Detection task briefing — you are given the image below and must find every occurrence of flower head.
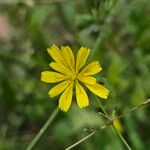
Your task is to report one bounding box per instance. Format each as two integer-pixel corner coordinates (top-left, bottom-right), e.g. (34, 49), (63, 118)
(41, 44), (109, 112)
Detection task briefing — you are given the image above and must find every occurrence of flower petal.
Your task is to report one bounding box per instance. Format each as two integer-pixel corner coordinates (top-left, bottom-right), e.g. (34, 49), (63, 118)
(59, 81), (74, 112)
(41, 71), (67, 83)
(61, 46), (75, 72)
(49, 62), (72, 75)
(79, 61), (102, 75)
(85, 83), (109, 99)
(75, 80), (89, 108)
(77, 75), (96, 85)
(47, 44), (67, 68)
(47, 44), (62, 62)
(49, 80), (70, 97)
(76, 47), (90, 73)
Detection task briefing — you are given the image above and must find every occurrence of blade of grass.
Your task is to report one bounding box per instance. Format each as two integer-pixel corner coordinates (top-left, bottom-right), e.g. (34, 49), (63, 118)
(26, 107), (59, 150)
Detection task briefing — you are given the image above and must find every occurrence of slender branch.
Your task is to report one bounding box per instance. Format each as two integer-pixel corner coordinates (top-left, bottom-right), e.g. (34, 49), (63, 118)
(26, 107), (59, 150)
(65, 131), (97, 150)
(98, 112), (110, 119)
(118, 99), (150, 118)
(111, 125), (131, 150)
(97, 100), (132, 150)
(65, 99), (150, 150)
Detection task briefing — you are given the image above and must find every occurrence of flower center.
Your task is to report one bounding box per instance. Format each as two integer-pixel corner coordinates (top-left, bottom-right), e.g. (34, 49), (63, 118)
(71, 73), (77, 80)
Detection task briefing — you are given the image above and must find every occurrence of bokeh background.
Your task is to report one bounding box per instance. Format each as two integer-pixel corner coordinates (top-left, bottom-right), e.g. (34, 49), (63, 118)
(0, 0), (150, 149)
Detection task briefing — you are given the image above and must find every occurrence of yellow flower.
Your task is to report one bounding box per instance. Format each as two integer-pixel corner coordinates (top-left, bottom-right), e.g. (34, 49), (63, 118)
(41, 44), (109, 112)
(113, 116), (123, 133)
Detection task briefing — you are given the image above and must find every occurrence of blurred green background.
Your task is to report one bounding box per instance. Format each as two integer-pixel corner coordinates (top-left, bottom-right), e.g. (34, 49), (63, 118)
(0, 0), (150, 149)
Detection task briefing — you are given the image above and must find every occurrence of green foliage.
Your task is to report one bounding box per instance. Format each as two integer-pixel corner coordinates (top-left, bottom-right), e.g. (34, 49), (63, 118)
(0, 0), (149, 149)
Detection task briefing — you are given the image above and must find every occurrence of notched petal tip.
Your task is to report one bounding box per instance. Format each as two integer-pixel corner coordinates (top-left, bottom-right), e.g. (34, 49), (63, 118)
(95, 61), (102, 71)
(40, 72), (45, 81)
(59, 106), (68, 112)
(40, 71), (48, 81)
(81, 46), (90, 51)
(52, 44), (57, 46)
(47, 44), (59, 54)
(85, 83), (110, 99)
(41, 71), (45, 75)
(51, 44), (58, 48)
(48, 91), (53, 98)
(47, 47), (50, 51)
(87, 48), (90, 53)
(49, 62), (52, 67)
(78, 103), (89, 108)
(103, 89), (110, 99)
(59, 104), (70, 112)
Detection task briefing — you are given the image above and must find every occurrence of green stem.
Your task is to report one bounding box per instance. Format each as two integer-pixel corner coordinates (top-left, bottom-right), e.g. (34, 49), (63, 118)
(65, 99), (149, 150)
(96, 98), (132, 150)
(65, 131), (97, 150)
(112, 125), (132, 150)
(26, 107), (59, 150)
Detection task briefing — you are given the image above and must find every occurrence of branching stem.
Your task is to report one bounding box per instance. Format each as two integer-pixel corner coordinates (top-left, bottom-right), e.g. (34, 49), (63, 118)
(65, 99), (150, 150)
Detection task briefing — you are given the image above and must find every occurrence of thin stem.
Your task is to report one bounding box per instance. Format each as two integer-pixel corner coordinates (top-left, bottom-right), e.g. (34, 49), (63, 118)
(65, 131), (97, 150)
(65, 99), (150, 150)
(96, 99), (107, 115)
(98, 112), (110, 119)
(112, 125), (131, 150)
(96, 99), (132, 150)
(26, 107), (59, 150)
